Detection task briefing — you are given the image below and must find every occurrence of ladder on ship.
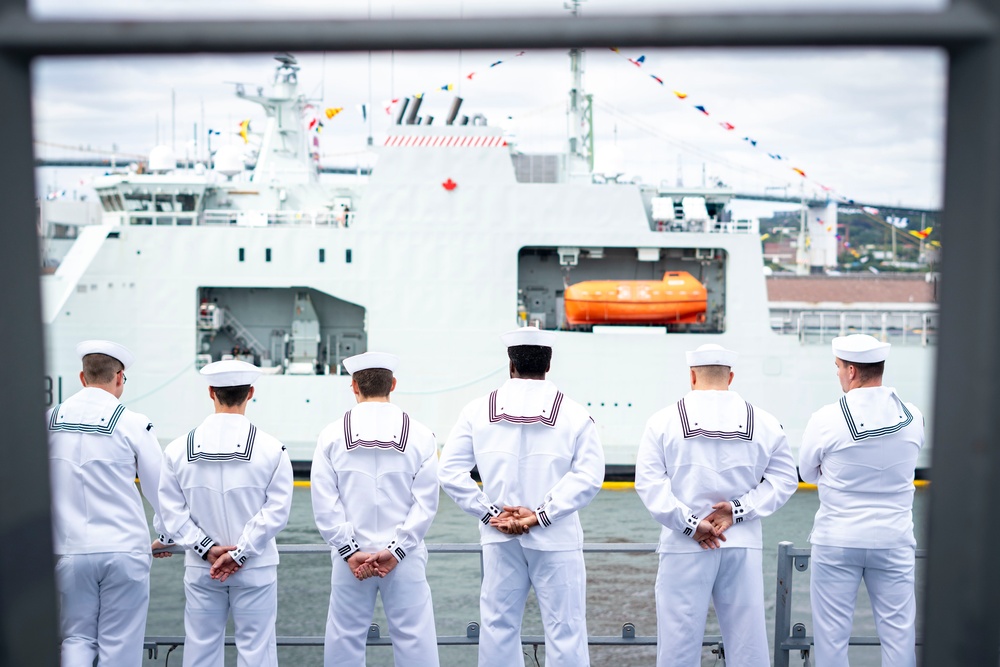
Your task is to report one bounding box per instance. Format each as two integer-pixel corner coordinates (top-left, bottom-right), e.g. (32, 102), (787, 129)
(219, 307), (267, 358)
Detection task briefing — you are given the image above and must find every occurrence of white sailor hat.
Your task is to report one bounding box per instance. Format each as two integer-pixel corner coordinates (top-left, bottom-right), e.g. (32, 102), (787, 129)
(500, 326), (557, 348)
(200, 359), (261, 387)
(343, 351), (399, 375)
(76, 339), (135, 370)
(832, 334), (890, 363)
(685, 343), (737, 368)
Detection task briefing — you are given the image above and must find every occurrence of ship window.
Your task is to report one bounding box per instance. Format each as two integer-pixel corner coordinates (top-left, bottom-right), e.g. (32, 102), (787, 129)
(265, 248), (272, 262)
(154, 195), (176, 212)
(123, 193), (153, 212)
(177, 194), (198, 212)
(318, 249), (326, 263)
(346, 249), (352, 263)
(238, 248), (245, 262)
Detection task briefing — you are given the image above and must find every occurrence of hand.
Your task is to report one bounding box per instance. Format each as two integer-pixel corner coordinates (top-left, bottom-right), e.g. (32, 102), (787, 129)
(694, 519), (726, 550)
(704, 502), (734, 535)
(347, 551), (376, 580)
(209, 549), (241, 582)
(504, 505), (540, 532)
(489, 508), (528, 535)
(364, 550), (400, 578)
(151, 539), (173, 559)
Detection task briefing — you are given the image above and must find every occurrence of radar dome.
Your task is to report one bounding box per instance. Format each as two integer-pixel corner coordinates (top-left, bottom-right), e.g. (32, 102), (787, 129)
(148, 145), (176, 173)
(214, 146), (244, 177)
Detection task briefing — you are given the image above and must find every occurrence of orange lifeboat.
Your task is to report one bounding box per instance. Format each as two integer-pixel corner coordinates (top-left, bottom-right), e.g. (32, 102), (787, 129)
(564, 271), (707, 326)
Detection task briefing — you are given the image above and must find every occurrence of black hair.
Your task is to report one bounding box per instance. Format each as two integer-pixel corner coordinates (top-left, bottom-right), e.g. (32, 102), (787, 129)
(508, 345), (552, 379)
(214, 385), (252, 407)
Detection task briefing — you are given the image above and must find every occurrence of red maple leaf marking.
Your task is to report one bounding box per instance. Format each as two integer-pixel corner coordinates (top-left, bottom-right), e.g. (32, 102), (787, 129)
(442, 178), (457, 191)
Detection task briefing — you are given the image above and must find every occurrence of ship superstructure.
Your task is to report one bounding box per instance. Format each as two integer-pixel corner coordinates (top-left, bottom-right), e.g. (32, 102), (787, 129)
(39, 55), (935, 470)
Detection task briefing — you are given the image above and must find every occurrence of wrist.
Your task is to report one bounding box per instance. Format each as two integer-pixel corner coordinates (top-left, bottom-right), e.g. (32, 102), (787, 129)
(731, 498), (746, 523)
(386, 539), (406, 562)
(481, 504), (502, 526)
(193, 536), (217, 560)
(338, 537), (361, 562)
(229, 545), (247, 567)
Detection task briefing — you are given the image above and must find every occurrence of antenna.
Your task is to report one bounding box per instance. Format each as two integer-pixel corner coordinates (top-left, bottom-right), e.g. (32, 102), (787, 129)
(564, 0), (593, 180)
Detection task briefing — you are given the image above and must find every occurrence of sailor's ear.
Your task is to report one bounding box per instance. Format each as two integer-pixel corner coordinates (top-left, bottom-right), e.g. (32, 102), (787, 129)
(390, 377), (397, 393)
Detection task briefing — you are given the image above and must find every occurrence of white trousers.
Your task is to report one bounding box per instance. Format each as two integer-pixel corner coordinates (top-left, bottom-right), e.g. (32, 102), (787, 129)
(479, 540), (590, 667)
(655, 548), (769, 667)
(182, 565), (278, 667)
(324, 547), (439, 667)
(810, 545), (916, 667)
(55, 552), (151, 667)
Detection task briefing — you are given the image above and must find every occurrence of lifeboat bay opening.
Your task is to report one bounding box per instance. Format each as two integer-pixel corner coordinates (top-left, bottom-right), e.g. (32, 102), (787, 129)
(518, 246), (727, 333)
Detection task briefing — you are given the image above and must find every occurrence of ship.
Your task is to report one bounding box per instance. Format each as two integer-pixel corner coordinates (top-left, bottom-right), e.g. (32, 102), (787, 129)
(38, 54), (936, 475)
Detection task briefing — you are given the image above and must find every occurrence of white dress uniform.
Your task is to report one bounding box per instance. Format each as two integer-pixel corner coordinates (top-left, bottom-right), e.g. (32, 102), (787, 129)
(311, 400), (440, 667)
(635, 383), (797, 667)
(159, 386), (293, 667)
(48, 341), (165, 667)
(439, 375), (605, 667)
(800, 358), (923, 667)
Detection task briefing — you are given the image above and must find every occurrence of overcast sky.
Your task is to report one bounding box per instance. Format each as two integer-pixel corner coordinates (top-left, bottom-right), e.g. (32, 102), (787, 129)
(30, 0), (948, 211)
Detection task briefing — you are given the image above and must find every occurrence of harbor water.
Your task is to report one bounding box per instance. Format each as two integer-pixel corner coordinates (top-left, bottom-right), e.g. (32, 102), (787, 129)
(141, 485), (928, 666)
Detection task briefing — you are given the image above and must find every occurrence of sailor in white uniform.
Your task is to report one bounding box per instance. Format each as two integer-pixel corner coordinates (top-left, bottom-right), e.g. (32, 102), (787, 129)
(158, 360), (293, 667)
(311, 351), (440, 667)
(48, 340), (171, 667)
(635, 344), (798, 667)
(799, 334), (923, 667)
(438, 327), (605, 667)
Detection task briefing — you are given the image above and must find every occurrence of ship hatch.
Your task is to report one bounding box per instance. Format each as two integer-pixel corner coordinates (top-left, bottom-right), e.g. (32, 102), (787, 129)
(196, 286), (366, 374)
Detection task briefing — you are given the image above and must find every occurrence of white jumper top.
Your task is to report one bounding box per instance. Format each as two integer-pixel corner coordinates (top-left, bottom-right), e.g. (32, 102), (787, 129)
(799, 386), (923, 549)
(439, 378), (605, 552)
(159, 413), (293, 569)
(48, 387), (165, 555)
(311, 402), (439, 562)
(635, 390), (798, 553)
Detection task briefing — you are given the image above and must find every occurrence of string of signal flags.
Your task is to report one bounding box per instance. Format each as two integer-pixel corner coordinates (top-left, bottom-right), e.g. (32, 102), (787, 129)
(225, 48), (937, 247)
(606, 48), (938, 247)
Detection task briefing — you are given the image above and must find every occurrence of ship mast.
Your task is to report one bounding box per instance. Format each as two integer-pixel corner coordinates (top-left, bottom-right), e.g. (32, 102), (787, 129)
(566, 0), (594, 182)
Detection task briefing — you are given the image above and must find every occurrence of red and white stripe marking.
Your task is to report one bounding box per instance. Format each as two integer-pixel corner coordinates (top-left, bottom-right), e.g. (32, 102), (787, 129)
(383, 135), (507, 147)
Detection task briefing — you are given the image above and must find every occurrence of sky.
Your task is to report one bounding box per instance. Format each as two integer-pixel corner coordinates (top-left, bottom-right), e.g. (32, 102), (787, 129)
(29, 0), (948, 213)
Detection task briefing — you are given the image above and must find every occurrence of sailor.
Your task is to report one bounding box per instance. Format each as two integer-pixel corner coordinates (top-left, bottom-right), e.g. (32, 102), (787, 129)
(634, 343), (797, 667)
(799, 334), (923, 667)
(158, 359), (293, 667)
(48, 339), (171, 667)
(438, 326), (605, 667)
(311, 352), (440, 667)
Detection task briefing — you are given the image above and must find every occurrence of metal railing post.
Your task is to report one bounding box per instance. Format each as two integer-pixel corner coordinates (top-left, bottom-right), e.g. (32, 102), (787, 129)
(773, 541), (794, 667)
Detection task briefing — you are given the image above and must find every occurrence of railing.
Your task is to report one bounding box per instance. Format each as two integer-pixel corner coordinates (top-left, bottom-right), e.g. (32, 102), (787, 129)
(768, 310), (939, 346)
(143, 542), (738, 661)
(653, 218), (757, 234)
(774, 542), (926, 667)
(201, 209), (353, 227)
(143, 541), (924, 664)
